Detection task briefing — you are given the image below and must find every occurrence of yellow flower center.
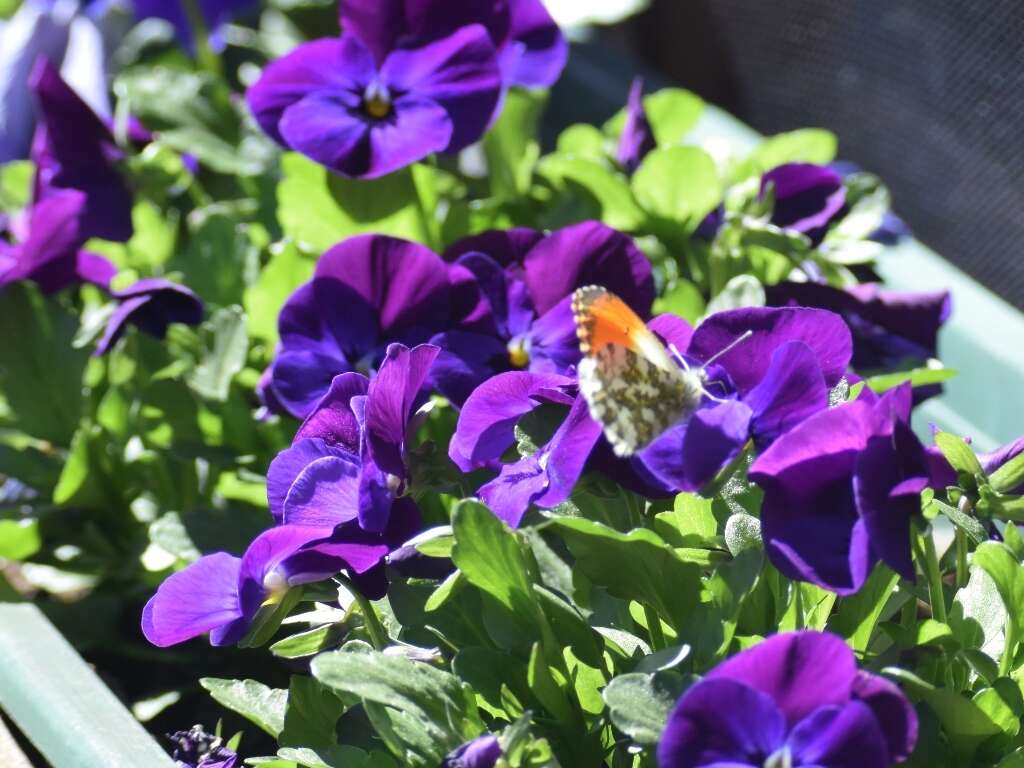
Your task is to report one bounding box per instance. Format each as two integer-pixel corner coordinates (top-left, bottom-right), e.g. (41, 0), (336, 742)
(507, 338), (530, 369)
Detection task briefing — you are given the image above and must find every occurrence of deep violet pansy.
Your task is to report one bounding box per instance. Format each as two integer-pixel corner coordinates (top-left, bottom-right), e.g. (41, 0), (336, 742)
(761, 163), (847, 246)
(29, 57), (133, 243)
(94, 277), (205, 356)
(749, 383), (934, 594)
(442, 734), (504, 768)
(766, 281), (951, 372)
(338, 0), (568, 90)
(657, 631), (917, 768)
(246, 22), (502, 179)
(268, 235), (452, 419)
(0, 190), (117, 293)
(270, 343), (438, 534)
(430, 221), (655, 406)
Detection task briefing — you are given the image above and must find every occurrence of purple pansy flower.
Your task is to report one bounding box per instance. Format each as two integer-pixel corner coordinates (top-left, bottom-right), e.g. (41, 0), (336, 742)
(339, 0), (567, 90)
(247, 22), (502, 179)
(749, 383), (934, 594)
(169, 725), (238, 768)
(443, 734), (504, 768)
(132, 0), (258, 53)
(0, 190), (117, 293)
(658, 631), (918, 768)
(142, 523), (398, 647)
(617, 77), (655, 174)
(269, 235), (452, 418)
(766, 281), (951, 372)
(452, 306), (850, 526)
(0, 0), (112, 161)
(431, 221), (655, 405)
(273, 343), (438, 533)
(30, 57), (133, 243)
(761, 163), (846, 246)
(94, 278), (205, 356)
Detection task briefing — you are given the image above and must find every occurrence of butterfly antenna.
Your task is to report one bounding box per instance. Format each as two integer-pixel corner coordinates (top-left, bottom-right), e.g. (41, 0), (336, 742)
(667, 343), (692, 372)
(701, 330), (753, 370)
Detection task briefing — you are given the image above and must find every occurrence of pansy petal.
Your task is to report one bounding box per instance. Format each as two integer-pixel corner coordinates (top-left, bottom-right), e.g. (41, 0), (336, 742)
(528, 296), (581, 375)
(449, 371), (575, 471)
(382, 25), (502, 152)
(639, 400), (753, 492)
(479, 453), (548, 527)
(365, 343), (439, 477)
(283, 454), (362, 529)
(744, 340), (828, 447)
(278, 92), (377, 177)
(851, 671), (919, 762)
(649, 313), (695, 352)
(141, 553), (242, 647)
(272, 348), (351, 419)
(268, 438), (353, 523)
(444, 227), (544, 266)
(75, 251), (117, 288)
(657, 679), (786, 768)
(707, 631), (858, 726)
(762, 163), (846, 244)
(617, 77), (655, 173)
(429, 330), (509, 407)
(787, 702), (889, 768)
(296, 372), (370, 451)
(523, 221), (654, 317)
(247, 37), (374, 143)
(95, 294), (150, 356)
(336, 0), (409, 66)
(13, 188), (86, 292)
(688, 306), (853, 394)
(239, 525), (335, 594)
(535, 396), (604, 508)
(315, 234), (451, 339)
(505, 0), (568, 88)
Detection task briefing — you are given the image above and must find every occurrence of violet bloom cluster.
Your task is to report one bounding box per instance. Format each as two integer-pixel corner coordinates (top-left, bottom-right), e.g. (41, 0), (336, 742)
(451, 305), (853, 526)
(658, 631), (917, 768)
(767, 281), (951, 373)
(247, 0), (565, 179)
(761, 163), (847, 246)
(95, 278), (205, 355)
(143, 344), (432, 647)
(432, 221), (655, 405)
(750, 383), (934, 594)
(267, 235), (455, 418)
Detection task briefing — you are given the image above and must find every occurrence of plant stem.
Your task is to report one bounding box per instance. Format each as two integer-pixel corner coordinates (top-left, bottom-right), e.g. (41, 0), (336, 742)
(793, 583), (805, 631)
(645, 605), (666, 651)
(340, 576), (388, 650)
(955, 528), (968, 588)
(914, 527), (947, 624)
(182, 0), (222, 77)
(1000, 618), (1018, 677)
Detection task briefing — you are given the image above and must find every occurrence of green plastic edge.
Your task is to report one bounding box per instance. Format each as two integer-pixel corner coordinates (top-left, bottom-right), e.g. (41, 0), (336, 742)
(0, 603), (176, 768)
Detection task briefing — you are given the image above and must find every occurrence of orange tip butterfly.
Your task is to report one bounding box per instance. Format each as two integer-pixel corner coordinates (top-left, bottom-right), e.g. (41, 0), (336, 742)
(571, 285), (750, 457)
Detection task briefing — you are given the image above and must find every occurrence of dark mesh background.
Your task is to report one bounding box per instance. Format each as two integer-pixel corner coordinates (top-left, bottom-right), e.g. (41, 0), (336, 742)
(628, 0), (1024, 309)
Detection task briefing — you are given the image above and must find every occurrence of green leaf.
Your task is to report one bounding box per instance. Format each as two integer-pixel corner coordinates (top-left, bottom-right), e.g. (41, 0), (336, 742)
(173, 210), (258, 306)
(537, 154), (644, 231)
(0, 520), (41, 560)
(277, 746), (367, 768)
(652, 279), (705, 324)
(934, 432), (986, 481)
(973, 542), (1024, 636)
(603, 672), (685, 746)
(52, 425), (109, 507)
(188, 307), (248, 401)
(631, 146), (721, 229)
(200, 678), (288, 737)
(311, 647), (482, 766)
(930, 499), (987, 545)
(973, 685), (1020, 737)
(0, 283), (88, 443)
(923, 687), (1003, 762)
(952, 565), (1006, 660)
(992, 452), (1024, 495)
(450, 500), (537, 620)
(734, 128), (838, 179)
(270, 624), (346, 659)
(277, 153), (428, 252)
(245, 240), (315, 343)
(280, 676), (347, 749)
(526, 642), (573, 724)
(547, 518), (702, 632)
(706, 274), (766, 314)
(0, 160), (33, 211)
(827, 563), (900, 653)
(555, 124), (606, 159)
(604, 88), (704, 146)
(865, 367), (958, 394)
(654, 492), (717, 546)
(483, 88), (545, 198)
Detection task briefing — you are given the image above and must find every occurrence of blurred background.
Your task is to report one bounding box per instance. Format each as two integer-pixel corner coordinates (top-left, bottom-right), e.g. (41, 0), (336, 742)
(570, 0), (1024, 310)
